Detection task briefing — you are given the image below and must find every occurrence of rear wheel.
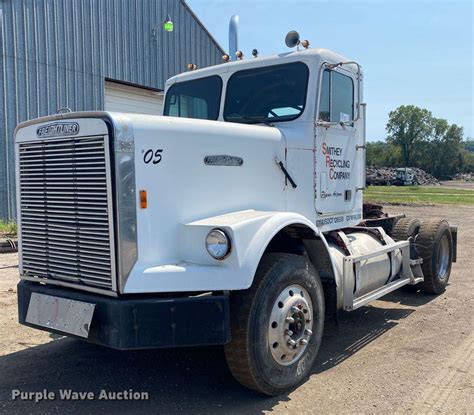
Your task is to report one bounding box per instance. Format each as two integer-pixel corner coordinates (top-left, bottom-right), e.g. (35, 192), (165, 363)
(392, 217), (422, 292)
(224, 253), (324, 396)
(391, 217), (421, 241)
(417, 219), (453, 294)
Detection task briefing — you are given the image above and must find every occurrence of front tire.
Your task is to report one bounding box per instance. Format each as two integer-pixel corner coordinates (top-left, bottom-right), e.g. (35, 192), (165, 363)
(224, 253), (325, 396)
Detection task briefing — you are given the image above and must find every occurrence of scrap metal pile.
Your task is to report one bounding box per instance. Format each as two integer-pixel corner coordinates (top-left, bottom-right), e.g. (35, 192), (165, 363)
(453, 172), (473, 181)
(366, 167), (440, 185)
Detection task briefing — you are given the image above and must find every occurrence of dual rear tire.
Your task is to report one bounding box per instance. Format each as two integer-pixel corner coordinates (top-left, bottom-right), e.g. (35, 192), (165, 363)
(392, 217), (454, 294)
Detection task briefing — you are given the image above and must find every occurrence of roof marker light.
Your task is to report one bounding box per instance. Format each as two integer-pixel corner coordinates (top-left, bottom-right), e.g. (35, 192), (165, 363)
(301, 39), (310, 49)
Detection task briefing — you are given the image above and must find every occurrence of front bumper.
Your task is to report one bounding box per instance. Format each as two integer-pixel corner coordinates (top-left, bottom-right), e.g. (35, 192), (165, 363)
(18, 281), (230, 350)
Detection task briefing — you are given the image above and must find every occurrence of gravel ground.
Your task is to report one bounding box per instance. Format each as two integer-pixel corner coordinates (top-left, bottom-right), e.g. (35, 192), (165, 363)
(0, 204), (472, 414)
(439, 181), (474, 191)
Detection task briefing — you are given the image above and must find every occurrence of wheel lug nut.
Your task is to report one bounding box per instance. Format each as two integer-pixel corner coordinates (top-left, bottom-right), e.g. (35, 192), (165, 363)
(291, 306), (299, 313)
(306, 319), (311, 323)
(298, 304), (303, 309)
(300, 339), (308, 345)
(286, 329), (293, 336)
(304, 329), (313, 336)
(286, 316), (295, 323)
(287, 339), (297, 347)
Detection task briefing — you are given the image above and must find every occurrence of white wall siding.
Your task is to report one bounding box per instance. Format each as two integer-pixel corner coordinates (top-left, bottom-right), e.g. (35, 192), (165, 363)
(104, 82), (163, 116)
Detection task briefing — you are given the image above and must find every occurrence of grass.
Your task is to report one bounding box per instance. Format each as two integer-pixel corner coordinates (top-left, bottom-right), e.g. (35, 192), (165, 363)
(0, 220), (17, 237)
(365, 185), (474, 205)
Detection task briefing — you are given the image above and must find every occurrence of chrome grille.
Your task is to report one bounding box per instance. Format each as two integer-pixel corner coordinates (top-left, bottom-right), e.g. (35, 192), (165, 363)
(18, 136), (116, 292)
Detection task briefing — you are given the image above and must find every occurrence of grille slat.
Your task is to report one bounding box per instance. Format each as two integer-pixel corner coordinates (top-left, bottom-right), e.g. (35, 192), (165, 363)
(19, 135), (115, 291)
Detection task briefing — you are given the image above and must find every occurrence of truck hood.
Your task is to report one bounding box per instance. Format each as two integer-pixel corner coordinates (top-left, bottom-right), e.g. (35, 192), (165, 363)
(121, 114), (287, 267)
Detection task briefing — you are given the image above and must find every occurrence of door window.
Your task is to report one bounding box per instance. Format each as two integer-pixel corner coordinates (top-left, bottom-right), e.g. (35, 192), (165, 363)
(318, 69), (354, 123)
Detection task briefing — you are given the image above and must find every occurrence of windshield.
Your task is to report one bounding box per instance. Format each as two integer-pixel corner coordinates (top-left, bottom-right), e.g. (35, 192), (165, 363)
(224, 62), (309, 124)
(163, 75), (222, 120)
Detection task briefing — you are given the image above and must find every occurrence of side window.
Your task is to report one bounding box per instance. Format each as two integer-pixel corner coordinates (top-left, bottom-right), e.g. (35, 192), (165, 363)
(167, 95), (208, 119)
(164, 75), (222, 120)
(318, 69), (354, 123)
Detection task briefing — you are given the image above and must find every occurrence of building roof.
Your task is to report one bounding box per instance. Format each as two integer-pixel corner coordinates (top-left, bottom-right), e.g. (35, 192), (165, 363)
(181, 0), (226, 55)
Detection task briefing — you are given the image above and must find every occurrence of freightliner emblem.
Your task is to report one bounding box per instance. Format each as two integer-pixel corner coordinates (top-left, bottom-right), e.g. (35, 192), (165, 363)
(36, 122), (80, 138)
(204, 155), (243, 166)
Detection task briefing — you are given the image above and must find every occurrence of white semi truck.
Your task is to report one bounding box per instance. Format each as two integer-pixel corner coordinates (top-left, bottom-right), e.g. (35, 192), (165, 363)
(15, 32), (456, 395)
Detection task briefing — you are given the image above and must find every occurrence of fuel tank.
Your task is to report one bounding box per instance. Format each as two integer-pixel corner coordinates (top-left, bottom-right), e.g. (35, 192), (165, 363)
(329, 231), (402, 299)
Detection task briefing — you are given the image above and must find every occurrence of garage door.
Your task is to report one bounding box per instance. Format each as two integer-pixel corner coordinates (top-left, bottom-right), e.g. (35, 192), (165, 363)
(105, 81), (164, 115)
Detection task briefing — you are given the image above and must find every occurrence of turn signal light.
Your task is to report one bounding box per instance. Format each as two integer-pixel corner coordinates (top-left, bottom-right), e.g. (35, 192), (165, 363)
(139, 190), (147, 209)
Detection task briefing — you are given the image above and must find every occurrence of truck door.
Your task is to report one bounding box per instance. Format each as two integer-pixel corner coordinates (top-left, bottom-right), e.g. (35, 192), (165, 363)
(314, 65), (363, 217)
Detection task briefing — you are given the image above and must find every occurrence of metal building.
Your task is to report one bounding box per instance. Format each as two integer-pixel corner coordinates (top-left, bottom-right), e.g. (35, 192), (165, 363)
(0, 0), (224, 220)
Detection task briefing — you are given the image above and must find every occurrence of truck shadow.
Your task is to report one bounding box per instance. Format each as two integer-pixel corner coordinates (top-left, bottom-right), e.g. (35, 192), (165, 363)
(377, 288), (439, 307)
(0, 304), (414, 414)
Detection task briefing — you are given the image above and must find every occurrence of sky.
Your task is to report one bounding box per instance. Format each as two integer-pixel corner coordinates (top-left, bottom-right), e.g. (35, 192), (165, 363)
(187, 0), (473, 141)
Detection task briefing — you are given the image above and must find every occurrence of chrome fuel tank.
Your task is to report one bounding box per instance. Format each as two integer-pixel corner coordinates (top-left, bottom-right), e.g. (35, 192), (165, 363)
(330, 231), (402, 302)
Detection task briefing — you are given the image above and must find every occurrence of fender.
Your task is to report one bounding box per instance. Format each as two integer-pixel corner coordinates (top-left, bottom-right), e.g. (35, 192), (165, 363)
(123, 209), (339, 295)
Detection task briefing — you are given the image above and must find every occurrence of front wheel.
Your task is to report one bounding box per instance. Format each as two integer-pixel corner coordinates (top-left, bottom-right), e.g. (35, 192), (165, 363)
(224, 253), (325, 395)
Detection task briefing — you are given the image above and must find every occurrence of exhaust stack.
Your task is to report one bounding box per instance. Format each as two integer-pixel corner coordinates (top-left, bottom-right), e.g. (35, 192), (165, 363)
(229, 15), (239, 60)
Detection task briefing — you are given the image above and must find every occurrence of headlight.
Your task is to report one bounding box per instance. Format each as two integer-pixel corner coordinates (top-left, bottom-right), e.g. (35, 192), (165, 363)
(205, 229), (231, 260)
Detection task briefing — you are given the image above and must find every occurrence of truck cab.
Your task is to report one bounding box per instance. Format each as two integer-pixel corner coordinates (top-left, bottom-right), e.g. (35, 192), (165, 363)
(163, 47), (365, 227)
(15, 34), (456, 396)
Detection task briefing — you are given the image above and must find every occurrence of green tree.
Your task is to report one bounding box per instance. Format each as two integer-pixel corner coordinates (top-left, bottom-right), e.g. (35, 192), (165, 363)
(386, 105), (432, 166)
(460, 138), (474, 173)
(366, 141), (401, 166)
(420, 119), (464, 178)
(421, 118), (448, 177)
(460, 150), (474, 173)
(462, 139), (474, 153)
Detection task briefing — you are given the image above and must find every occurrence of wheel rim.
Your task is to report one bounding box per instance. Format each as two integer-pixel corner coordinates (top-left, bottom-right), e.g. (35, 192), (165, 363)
(268, 284), (313, 366)
(437, 234), (450, 280)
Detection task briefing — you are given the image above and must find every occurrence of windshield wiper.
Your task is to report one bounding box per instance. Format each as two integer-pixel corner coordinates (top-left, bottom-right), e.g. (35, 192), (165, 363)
(228, 115), (274, 127)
